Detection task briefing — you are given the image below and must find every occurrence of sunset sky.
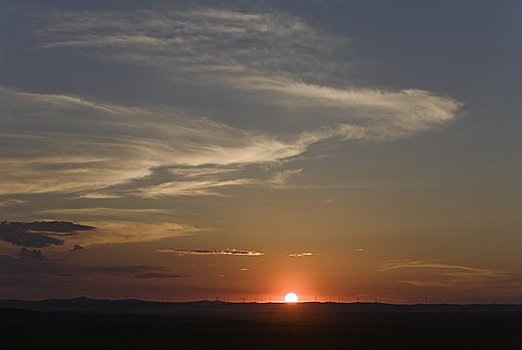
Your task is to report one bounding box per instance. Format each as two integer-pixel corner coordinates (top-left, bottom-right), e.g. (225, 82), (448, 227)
(1, 0), (521, 303)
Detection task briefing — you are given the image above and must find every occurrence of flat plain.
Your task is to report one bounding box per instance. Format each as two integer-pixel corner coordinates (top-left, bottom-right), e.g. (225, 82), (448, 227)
(1, 300), (521, 349)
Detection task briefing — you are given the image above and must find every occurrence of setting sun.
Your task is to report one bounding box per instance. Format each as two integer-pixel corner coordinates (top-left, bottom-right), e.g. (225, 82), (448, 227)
(284, 293), (299, 303)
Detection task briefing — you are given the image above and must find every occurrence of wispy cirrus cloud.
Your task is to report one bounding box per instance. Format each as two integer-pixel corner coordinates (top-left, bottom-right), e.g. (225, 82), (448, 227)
(0, 199), (26, 207)
(69, 221), (200, 247)
(0, 87), (309, 197)
(377, 260), (502, 275)
(36, 208), (172, 218)
(229, 76), (462, 140)
(130, 166), (303, 198)
(30, 5), (462, 141)
(377, 259), (510, 288)
(159, 248), (264, 257)
(138, 178), (257, 198)
(33, 6), (337, 80)
(1, 4), (462, 200)
(135, 169), (303, 198)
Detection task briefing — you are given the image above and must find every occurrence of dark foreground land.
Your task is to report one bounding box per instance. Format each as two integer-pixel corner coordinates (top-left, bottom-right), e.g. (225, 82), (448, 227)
(1, 299), (521, 349)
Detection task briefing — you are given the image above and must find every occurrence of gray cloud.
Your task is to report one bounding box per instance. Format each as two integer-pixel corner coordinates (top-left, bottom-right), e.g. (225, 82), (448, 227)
(69, 244), (84, 252)
(15, 221), (95, 235)
(17, 248), (49, 260)
(82, 265), (170, 276)
(0, 221), (95, 248)
(37, 208), (172, 218)
(133, 272), (189, 279)
(0, 254), (65, 275)
(0, 199), (26, 207)
(0, 254), (182, 280)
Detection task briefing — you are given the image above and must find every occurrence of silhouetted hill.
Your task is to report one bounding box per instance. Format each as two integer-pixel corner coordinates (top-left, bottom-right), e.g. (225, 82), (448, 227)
(0, 297), (520, 315)
(1, 300), (521, 350)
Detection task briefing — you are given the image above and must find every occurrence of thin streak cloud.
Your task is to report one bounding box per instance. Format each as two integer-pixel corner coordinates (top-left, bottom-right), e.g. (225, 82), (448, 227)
(159, 248), (264, 257)
(288, 252), (316, 258)
(378, 260), (510, 289)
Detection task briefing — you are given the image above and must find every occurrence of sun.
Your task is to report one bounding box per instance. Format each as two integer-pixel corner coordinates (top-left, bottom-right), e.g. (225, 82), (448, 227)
(284, 292), (299, 303)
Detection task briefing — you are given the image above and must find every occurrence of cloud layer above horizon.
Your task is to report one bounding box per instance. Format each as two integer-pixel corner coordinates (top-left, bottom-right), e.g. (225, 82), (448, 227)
(10, 1), (522, 303)
(1, 4), (461, 199)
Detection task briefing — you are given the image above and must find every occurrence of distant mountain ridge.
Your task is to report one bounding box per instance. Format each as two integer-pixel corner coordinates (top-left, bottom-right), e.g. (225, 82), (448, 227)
(0, 297), (520, 315)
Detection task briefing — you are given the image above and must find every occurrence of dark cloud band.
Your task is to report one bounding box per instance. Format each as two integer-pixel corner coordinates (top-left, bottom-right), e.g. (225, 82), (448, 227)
(0, 221), (95, 248)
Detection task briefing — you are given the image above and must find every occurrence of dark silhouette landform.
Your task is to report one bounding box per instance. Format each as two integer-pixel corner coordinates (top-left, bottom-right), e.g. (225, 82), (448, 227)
(1, 298), (521, 349)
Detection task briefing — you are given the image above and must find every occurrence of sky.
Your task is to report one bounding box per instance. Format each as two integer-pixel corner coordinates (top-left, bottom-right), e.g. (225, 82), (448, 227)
(0, 0), (521, 303)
